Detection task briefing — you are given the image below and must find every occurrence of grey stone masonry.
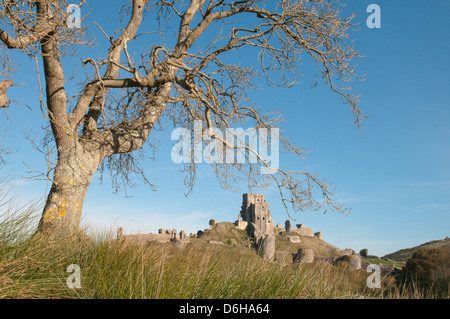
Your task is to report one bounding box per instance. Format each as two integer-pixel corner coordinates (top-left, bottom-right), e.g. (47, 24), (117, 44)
(259, 233), (276, 261)
(238, 194), (274, 239)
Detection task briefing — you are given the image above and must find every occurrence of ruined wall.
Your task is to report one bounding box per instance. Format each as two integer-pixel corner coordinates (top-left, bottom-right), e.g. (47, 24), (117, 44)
(291, 227), (313, 237)
(237, 193), (273, 238)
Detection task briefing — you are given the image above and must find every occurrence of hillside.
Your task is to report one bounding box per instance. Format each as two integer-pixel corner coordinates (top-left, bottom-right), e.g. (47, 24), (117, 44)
(198, 222), (341, 258)
(275, 230), (341, 256)
(196, 222), (253, 247)
(382, 237), (450, 263)
(1, 219), (438, 299)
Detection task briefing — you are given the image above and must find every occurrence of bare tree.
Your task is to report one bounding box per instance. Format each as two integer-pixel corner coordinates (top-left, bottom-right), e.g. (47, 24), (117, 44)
(0, 33), (15, 163)
(0, 0), (364, 236)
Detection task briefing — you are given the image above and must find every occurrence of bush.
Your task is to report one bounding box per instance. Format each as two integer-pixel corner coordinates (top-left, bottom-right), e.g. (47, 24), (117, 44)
(209, 219), (216, 226)
(398, 248), (450, 298)
(360, 249), (368, 258)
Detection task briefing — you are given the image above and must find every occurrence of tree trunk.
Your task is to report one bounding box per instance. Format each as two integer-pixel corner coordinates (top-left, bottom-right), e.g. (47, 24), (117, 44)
(38, 142), (102, 236)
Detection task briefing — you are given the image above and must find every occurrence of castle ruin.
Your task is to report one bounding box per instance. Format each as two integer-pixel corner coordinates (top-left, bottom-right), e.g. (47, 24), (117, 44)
(292, 223), (313, 237)
(117, 227), (189, 246)
(234, 193), (323, 243)
(235, 193), (274, 239)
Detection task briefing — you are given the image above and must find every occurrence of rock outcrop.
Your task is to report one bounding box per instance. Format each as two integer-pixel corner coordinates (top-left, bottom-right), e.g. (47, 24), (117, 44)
(236, 194), (274, 240)
(259, 233), (276, 261)
(287, 235), (301, 243)
(294, 248), (314, 264)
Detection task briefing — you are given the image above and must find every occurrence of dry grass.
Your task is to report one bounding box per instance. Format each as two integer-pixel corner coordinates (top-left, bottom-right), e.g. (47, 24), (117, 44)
(0, 182), (447, 299)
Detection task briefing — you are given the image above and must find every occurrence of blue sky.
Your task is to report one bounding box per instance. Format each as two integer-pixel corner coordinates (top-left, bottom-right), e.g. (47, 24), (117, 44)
(1, 0), (449, 257)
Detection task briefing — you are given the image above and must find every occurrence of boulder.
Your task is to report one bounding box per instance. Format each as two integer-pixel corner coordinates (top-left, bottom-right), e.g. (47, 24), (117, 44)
(379, 264), (397, 276)
(260, 233), (276, 261)
(207, 240), (225, 245)
(294, 248), (314, 264)
(172, 237), (188, 249)
(361, 260), (371, 271)
(287, 235), (301, 243)
(339, 249), (354, 256)
(315, 255), (338, 265)
(334, 255), (362, 270)
(334, 255), (350, 264)
(349, 255), (362, 270)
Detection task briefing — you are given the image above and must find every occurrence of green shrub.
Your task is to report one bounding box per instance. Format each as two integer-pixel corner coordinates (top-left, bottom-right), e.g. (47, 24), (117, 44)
(398, 248), (450, 298)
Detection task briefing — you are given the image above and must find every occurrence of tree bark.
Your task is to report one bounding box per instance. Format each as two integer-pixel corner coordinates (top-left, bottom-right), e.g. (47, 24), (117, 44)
(38, 142), (103, 236)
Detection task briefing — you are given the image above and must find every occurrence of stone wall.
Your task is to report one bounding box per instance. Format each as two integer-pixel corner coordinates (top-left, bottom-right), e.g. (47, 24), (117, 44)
(235, 219), (248, 231)
(237, 193), (274, 239)
(117, 227), (190, 246)
(291, 227), (313, 237)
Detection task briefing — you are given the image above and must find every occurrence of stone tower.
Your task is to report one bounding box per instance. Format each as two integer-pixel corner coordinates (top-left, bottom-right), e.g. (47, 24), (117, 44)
(238, 193), (273, 239)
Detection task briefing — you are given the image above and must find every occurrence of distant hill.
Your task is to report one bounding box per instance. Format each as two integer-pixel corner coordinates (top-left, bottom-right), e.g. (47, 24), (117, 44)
(382, 237), (450, 263)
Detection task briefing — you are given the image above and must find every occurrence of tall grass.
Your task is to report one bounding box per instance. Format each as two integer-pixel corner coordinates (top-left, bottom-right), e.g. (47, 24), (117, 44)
(77, 240), (362, 299)
(0, 180), (446, 299)
(0, 179), (83, 298)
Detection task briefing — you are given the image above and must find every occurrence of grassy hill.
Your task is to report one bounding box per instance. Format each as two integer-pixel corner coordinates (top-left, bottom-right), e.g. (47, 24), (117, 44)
(197, 222), (253, 247)
(1, 208), (443, 299)
(382, 237), (450, 263)
(0, 221), (369, 299)
(274, 230), (341, 257)
(198, 222), (341, 257)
